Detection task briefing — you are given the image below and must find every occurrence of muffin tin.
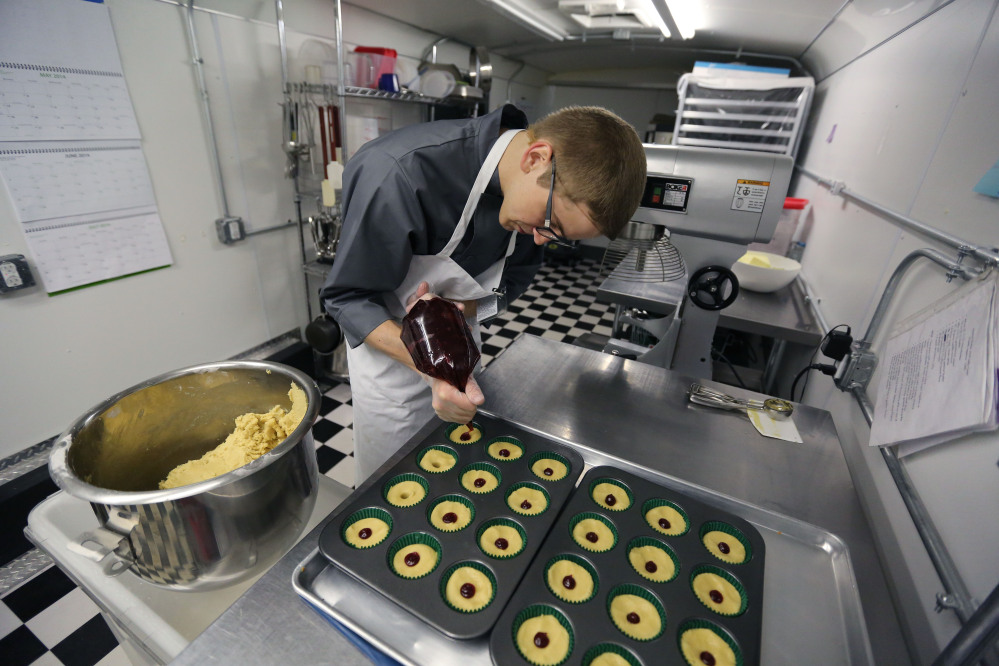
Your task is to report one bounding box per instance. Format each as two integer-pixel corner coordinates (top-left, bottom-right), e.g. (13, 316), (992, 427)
(317, 414), (584, 639)
(489, 466), (766, 666)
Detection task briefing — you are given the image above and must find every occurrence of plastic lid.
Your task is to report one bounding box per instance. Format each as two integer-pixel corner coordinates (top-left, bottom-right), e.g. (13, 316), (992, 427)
(784, 197), (809, 209)
(355, 46), (397, 57)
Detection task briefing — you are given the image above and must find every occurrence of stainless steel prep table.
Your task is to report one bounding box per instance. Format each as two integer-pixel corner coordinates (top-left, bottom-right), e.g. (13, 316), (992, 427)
(174, 335), (908, 665)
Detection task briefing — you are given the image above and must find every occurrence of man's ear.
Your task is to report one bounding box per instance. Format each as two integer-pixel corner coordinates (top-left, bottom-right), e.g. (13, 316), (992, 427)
(520, 140), (553, 174)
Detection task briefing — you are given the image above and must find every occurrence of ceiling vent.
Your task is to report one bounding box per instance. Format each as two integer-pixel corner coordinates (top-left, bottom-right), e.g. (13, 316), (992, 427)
(557, 0), (659, 31)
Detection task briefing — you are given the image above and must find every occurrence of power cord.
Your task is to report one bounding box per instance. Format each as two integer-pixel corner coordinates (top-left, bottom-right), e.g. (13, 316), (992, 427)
(791, 325), (852, 401)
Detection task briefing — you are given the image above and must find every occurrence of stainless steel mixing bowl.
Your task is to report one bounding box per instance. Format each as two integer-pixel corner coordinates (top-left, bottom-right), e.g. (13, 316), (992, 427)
(49, 361), (321, 591)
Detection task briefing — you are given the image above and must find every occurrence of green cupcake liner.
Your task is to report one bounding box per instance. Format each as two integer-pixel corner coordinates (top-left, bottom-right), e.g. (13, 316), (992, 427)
(626, 536), (680, 583)
(543, 553), (599, 604)
(476, 517), (528, 559)
(581, 643), (641, 666)
(386, 532), (442, 580)
(485, 436), (524, 462)
(676, 618), (744, 666)
(417, 445), (458, 474)
(588, 477), (634, 512)
(445, 421), (483, 444)
(569, 512), (619, 553)
(382, 473), (429, 508)
(699, 520), (753, 564)
(340, 507), (393, 550)
(427, 493), (476, 532)
(506, 481), (551, 516)
(605, 584), (667, 642)
(439, 560), (498, 614)
(641, 498), (690, 536)
(528, 451), (572, 482)
(459, 462), (502, 494)
(512, 604), (575, 666)
(689, 564), (748, 617)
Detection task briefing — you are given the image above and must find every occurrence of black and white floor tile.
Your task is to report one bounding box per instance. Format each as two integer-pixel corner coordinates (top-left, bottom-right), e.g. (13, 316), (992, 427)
(1, 256), (615, 666)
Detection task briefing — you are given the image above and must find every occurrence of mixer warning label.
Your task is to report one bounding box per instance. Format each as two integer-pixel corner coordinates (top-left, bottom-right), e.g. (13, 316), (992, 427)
(731, 179), (770, 212)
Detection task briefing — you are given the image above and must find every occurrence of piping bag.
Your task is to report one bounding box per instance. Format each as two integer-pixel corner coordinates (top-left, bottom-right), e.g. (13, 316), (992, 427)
(400, 297), (480, 436)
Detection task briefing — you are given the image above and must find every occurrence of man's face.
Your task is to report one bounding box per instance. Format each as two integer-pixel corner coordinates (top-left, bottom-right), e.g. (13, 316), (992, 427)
(499, 162), (601, 245)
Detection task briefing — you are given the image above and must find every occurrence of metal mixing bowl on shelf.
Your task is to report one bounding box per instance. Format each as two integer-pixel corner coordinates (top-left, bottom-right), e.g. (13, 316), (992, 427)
(49, 360), (321, 591)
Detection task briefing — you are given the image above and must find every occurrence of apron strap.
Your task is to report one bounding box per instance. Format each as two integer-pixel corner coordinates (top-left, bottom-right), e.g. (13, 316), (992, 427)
(439, 129), (523, 257)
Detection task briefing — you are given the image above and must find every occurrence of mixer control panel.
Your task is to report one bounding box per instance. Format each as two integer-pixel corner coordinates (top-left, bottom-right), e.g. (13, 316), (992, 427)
(640, 176), (692, 213)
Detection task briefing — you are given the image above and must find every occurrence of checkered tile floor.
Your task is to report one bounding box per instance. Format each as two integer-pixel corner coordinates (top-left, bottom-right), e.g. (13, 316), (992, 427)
(1, 256), (614, 666)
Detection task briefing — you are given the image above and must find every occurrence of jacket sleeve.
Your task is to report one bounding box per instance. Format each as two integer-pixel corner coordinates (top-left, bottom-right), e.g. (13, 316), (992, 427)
(319, 153), (426, 348)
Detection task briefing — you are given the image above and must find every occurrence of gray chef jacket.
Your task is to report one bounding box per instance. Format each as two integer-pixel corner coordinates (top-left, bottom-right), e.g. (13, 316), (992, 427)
(320, 104), (543, 348)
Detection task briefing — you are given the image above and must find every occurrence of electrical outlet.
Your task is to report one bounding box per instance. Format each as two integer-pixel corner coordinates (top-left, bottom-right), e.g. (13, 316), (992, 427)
(0, 254), (36, 293)
(215, 217), (246, 244)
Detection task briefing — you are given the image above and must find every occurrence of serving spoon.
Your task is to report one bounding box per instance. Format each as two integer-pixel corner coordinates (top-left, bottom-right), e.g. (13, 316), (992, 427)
(687, 384), (794, 420)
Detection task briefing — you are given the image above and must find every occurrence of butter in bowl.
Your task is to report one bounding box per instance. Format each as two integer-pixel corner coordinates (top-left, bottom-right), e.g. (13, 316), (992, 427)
(732, 250), (801, 293)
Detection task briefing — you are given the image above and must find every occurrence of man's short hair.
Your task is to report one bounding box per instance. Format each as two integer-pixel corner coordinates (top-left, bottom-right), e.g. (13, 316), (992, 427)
(528, 106), (646, 240)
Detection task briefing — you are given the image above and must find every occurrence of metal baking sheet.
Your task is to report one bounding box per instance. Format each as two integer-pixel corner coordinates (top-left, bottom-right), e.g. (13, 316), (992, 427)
(293, 433), (874, 665)
(316, 414), (584, 639)
(489, 466), (766, 666)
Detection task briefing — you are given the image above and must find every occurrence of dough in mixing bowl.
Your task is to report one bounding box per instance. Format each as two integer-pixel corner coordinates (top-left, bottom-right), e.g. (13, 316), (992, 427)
(159, 383), (307, 489)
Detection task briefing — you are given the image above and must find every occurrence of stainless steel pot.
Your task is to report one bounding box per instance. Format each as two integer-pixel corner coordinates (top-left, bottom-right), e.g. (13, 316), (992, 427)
(49, 361), (321, 591)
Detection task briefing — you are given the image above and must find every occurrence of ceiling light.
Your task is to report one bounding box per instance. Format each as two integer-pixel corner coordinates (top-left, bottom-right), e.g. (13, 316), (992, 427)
(481, 0), (569, 41)
(648, 0), (698, 39)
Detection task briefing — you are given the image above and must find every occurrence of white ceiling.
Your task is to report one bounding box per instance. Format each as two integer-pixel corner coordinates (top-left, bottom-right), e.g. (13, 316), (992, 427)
(348, 0), (848, 76)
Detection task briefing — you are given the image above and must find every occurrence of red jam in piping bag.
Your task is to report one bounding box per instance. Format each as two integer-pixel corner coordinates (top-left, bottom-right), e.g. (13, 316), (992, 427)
(400, 297), (480, 398)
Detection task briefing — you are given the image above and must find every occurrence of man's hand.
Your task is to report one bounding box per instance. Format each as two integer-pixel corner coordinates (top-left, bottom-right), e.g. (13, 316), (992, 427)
(427, 373), (485, 423)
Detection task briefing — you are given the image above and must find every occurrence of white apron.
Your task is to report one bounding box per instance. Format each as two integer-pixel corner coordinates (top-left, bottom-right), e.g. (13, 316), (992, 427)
(347, 129), (522, 485)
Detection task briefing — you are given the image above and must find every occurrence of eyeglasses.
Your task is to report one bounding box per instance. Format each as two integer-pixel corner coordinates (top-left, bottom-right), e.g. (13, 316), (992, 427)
(535, 155), (574, 248)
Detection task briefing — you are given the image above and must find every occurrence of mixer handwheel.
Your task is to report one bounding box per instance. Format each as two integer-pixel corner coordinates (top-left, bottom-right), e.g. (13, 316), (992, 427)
(687, 266), (739, 310)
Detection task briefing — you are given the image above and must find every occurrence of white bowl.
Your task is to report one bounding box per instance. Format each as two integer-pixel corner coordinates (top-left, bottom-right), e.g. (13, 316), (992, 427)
(419, 69), (455, 98)
(732, 251), (801, 293)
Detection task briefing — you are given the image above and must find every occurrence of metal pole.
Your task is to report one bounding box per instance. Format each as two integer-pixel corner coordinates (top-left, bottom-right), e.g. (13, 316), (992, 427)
(932, 582), (999, 666)
(797, 166), (999, 265)
(184, 0), (230, 218)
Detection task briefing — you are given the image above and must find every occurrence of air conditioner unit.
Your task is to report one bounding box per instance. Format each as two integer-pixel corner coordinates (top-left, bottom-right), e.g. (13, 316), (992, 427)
(557, 0), (658, 30)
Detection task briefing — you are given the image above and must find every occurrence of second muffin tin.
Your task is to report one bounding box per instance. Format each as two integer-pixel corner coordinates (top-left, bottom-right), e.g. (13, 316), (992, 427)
(489, 466), (767, 666)
(317, 414), (584, 639)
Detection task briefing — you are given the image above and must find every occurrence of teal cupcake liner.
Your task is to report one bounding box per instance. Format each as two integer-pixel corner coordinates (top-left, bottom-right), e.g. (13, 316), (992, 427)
(382, 473), (429, 508)
(528, 451), (572, 482)
(417, 445), (459, 474)
(626, 536), (680, 583)
(581, 643), (641, 666)
(476, 517), (528, 559)
(543, 552), (599, 604)
(445, 421), (482, 444)
(340, 507), (393, 550)
(642, 498), (690, 536)
(700, 520), (753, 564)
(689, 564), (748, 617)
(485, 435), (524, 461)
(569, 512), (619, 553)
(427, 493), (476, 532)
(386, 532), (442, 580)
(506, 481), (551, 517)
(512, 604), (575, 666)
(459, 462), (502, 494)
(588, 477), (634, 512)
(605, 583), (667, 642)
(439, 560), (498, 614)
(676, 618), (744, 666)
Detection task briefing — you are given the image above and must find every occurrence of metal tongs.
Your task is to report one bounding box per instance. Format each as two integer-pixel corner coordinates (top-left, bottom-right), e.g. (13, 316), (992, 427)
(687, 383), (794, 420)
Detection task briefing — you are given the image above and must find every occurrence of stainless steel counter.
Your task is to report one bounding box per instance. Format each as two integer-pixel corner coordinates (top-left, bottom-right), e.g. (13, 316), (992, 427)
(598, 274), (822, 346)
(175, 335), (909, 665)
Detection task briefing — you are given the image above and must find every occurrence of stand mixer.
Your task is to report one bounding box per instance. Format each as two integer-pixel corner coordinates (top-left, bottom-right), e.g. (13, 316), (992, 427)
(601, 145), (793, 380)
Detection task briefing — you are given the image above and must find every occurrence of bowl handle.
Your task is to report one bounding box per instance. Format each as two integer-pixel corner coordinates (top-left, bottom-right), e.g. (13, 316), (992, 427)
(66, 525), (135, 577)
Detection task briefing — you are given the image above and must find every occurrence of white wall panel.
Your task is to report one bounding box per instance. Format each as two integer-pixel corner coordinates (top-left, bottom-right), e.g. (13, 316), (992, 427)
(804, 0), (955, 80)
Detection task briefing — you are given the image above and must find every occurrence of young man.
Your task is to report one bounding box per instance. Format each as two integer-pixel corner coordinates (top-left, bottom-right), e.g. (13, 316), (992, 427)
(320, 103), (646, 484)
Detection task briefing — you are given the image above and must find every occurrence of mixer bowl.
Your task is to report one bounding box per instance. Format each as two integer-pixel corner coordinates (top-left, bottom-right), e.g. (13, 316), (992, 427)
(49, 361), (321, 590)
